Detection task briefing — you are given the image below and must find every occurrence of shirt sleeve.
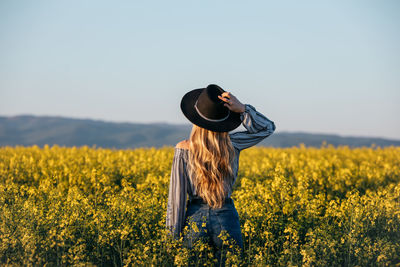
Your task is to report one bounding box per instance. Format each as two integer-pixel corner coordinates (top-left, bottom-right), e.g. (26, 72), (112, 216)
(166, 148), (188, 239)
(229, 104), (276, 151)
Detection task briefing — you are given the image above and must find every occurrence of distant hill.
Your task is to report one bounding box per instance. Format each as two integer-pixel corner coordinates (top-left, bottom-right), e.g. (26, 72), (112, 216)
(1, 115), (399, 149)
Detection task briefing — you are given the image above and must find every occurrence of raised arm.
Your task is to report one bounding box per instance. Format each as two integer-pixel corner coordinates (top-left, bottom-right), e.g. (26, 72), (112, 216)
(218, 91), (276, 151)
(228, 104), (276, 151)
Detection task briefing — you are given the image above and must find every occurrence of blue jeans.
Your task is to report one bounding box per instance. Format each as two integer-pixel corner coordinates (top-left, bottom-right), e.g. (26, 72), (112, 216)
(182, 197), (244, 266)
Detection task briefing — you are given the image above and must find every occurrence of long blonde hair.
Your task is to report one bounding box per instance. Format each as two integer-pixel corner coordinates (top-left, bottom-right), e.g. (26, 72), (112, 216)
(187, 124), (236, 209)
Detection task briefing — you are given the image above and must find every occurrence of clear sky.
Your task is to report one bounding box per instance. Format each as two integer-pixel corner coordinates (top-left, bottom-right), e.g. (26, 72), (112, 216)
(1, 0), (399, 140)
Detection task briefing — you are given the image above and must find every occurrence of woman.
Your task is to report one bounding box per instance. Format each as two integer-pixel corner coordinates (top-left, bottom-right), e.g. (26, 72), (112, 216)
(166, 84), (276, 265)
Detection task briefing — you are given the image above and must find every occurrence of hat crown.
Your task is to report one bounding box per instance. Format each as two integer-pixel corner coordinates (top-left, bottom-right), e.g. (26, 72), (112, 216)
(195, 84), (229, 120)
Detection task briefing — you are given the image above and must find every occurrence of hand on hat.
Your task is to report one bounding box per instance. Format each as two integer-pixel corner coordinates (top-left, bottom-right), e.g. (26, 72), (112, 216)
(218, 92), (246, 113)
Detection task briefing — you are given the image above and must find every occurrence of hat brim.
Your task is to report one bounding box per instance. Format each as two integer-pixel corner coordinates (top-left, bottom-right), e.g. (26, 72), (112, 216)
(180, 88), (242, 132)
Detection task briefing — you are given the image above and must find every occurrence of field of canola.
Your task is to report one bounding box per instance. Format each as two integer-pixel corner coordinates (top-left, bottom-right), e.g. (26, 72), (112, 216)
(0, 144), (399, 266)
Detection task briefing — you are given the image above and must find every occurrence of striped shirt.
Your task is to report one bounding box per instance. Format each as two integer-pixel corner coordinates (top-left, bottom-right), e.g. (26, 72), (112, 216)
(165, 104), (276, 238)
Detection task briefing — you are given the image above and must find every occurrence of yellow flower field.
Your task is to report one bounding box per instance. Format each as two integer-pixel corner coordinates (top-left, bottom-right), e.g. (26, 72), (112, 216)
(0, 144), (399, 266)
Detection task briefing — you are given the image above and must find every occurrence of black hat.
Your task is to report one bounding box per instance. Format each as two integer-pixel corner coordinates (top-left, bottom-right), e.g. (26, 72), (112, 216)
(180, 84), (242, 132)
